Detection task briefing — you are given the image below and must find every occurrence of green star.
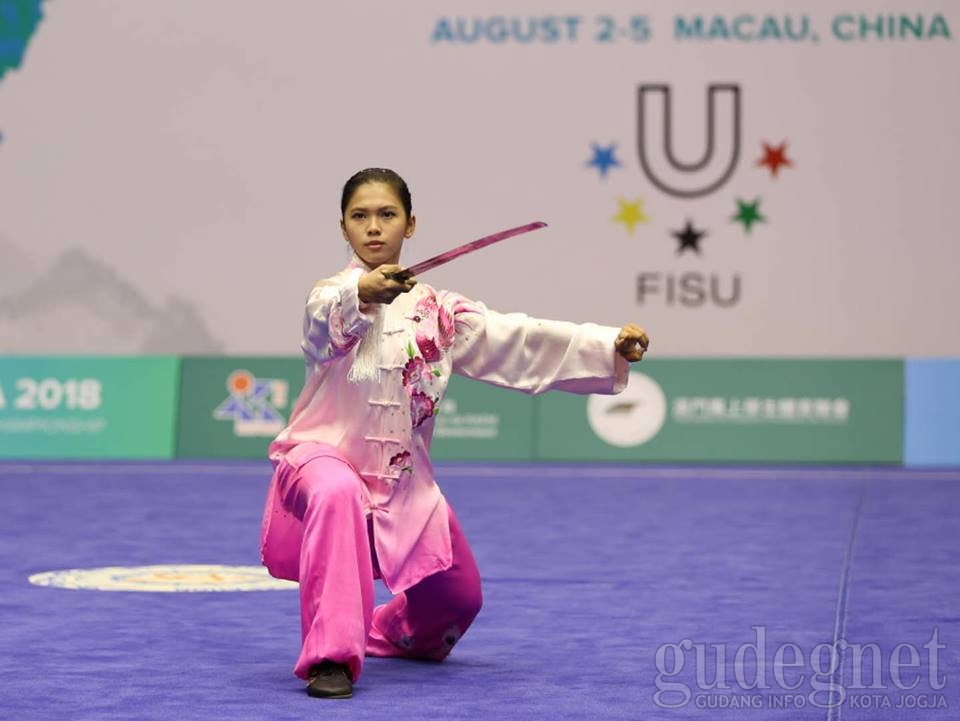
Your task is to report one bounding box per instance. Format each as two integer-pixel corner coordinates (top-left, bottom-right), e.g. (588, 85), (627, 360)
(732, 198), (766, 234)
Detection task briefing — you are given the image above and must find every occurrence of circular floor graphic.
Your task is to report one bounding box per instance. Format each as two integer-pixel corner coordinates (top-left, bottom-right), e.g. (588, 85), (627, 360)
(28, 564), (298, 592)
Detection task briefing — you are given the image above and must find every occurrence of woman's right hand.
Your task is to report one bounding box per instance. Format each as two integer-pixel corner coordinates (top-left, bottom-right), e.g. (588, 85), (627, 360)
(358, 265), (417, 304)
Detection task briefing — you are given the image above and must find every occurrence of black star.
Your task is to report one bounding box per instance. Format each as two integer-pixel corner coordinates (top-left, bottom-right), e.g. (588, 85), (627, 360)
(672, 220), (707, 255)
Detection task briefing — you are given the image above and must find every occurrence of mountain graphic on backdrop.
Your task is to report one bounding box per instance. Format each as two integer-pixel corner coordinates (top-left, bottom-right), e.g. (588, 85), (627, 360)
(0, 245), (223, 353)
(0, 2), (220, 354)
(0, 233), (36, 295)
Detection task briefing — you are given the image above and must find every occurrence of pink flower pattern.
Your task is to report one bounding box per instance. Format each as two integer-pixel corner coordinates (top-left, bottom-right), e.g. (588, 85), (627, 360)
(415, 293), (438, 319)
(437, 305), (455, 351)
(410, 391), (437, 428)
(328, 304), (361, 353)
(413, 294), (442, 361)
(401, 291), (452, 431)
(402, 356), (428, 386)
(389, 450), (413, 474)
(417, 336), (441, 363)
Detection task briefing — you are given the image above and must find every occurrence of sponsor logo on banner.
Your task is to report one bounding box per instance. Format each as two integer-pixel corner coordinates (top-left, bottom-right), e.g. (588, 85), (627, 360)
(585, 374), (849, 448)
(587, 371), (667, 446)
(540, 360), (902, 462)
(435, 398), (500, 440)
(213, 370), (289, 437)
(672, 395), (849, 424)
(0, 357), (178, 458)
(588, 83), (796, 309)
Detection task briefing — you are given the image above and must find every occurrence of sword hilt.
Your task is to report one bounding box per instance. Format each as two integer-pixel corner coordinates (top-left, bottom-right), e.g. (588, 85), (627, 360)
(383, 270), (413, 283)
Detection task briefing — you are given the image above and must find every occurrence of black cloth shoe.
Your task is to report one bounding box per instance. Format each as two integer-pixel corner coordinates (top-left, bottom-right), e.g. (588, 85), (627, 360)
(306, 660), (353, 699)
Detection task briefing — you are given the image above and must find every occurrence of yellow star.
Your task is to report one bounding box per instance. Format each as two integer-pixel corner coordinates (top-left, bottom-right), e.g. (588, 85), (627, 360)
(612, 197), (649, 234)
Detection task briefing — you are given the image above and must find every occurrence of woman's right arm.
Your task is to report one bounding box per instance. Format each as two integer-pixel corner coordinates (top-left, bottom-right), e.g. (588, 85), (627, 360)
(301, 268), (375, 363)
(301, 265), (416, 364)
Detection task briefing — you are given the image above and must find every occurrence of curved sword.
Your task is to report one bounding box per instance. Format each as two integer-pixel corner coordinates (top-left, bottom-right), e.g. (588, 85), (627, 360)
(387, 221), (548, 281)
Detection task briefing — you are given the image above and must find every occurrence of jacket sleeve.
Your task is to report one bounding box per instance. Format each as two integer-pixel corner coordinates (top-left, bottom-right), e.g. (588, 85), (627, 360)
(301, 267), (376, 364)
(443, 292), (629, 396)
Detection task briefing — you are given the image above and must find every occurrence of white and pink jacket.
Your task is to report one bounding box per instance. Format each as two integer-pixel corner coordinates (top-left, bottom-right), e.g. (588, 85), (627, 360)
(261, 256), (629, 593)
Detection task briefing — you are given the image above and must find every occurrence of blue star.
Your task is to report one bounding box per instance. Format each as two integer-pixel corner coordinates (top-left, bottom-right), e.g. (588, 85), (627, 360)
(586, 142), (621, 179)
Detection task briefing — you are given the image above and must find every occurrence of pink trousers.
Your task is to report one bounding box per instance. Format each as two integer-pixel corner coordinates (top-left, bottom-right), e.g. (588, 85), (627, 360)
(276, 454), (483, 682)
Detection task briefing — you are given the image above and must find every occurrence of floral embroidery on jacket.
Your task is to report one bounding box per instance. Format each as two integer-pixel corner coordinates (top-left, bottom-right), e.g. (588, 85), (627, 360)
(388, 450), (413, 474)
(403, 344), (440, 429)
(417, 336), (441, 363)
(410, 390), (438, 428)
(402, 356), (429, 386)
(327, 303), (361, 353)
(400, 293), (447, 430)
(437, 304), (455, 351)
(414, 293), (449, 363)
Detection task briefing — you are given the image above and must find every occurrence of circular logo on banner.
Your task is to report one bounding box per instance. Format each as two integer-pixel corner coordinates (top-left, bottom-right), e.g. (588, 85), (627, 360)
(27, 564), (297, 593)
(587, 372), (667, 447)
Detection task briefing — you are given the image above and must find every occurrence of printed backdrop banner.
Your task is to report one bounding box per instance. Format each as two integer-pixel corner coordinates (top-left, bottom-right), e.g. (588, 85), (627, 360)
(431, 376), (535, 461)
(0, 356), (179, 459)
(536, 359), (904, 463)
(0, 355), (913, 462)
(176, 358), (536, 460)
(0, 2), (957, 359)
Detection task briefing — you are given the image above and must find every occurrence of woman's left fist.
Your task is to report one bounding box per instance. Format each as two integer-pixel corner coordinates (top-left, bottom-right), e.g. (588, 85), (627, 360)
(615, 324), (649, 362)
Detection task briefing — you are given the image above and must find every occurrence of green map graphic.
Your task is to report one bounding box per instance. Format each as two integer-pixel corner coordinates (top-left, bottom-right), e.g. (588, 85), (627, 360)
(0, 0), (44, 81)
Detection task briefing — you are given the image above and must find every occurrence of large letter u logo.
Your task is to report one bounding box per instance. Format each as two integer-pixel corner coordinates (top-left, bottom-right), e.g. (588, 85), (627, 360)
(637, 84), (741, 199)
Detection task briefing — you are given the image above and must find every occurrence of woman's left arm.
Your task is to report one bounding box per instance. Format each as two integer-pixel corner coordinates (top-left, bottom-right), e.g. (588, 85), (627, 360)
(444, 293), (648, 396)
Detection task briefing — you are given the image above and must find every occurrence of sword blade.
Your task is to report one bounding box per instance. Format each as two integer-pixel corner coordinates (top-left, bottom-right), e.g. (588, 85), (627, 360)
(396, 221), (547, 279)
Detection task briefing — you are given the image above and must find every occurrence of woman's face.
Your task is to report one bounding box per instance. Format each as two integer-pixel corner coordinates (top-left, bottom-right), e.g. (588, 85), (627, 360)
(341, 181), (415, 268)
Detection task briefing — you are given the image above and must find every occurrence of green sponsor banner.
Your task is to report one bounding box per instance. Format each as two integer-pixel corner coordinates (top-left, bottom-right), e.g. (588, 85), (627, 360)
(536, 359), (904, 463)
(430, 376), (535, 461)
(176, 357), (307, 459)
(0, 356), (179, 459)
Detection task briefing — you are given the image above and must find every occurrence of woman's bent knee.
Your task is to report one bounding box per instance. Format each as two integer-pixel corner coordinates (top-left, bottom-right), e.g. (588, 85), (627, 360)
(294, 459), (364, 517)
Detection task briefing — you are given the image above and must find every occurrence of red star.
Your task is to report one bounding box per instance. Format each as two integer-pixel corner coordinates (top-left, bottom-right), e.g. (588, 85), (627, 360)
(757, 141), (793, 178)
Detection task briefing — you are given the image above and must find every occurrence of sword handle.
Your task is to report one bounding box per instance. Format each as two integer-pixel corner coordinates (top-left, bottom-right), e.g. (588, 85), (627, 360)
(383, 270), (413, 283)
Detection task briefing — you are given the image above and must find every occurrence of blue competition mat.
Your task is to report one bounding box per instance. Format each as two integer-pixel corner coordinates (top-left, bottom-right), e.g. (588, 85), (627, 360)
(1, 462), (957, 720)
